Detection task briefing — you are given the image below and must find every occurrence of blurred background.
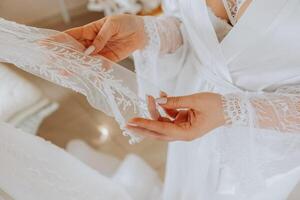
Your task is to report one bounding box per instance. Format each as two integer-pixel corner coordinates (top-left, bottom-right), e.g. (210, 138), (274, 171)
(0, 0), (166, 180)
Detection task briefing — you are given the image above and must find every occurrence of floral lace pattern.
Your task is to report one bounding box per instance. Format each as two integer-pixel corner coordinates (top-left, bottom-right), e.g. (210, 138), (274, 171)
(0, 18), (155, 144)
(222, 93), (250, 126)
(222, 85), (300, 133)
(137, 16), (161, 73)
(142, 16), (183, 56)
(222, 0), (247, 25)
(220, 85), (300, 195)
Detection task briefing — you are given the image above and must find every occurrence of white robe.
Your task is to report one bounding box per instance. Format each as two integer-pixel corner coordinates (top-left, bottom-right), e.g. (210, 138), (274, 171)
(133, 0), (300, 199)
(0, 0), (300, 199)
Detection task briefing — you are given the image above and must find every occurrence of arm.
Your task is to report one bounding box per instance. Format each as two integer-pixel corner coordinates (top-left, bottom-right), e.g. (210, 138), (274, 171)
(141, 16), (183, 55)
(222, 85), (300, 133)
(126, 85), (300, 141)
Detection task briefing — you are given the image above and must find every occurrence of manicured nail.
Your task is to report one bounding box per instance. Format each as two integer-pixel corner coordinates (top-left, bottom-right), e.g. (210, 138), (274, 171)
(160, 91), (167, 97)
(156, 97), (167, 104)
(127, 122), (138, 127)
(84, 45), (95, 55)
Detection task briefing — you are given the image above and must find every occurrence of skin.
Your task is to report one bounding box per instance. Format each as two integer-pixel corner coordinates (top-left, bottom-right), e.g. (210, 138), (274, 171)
(65, 14), (146, 62)
(126, 92), (226, 141)
(64, 0), (252, 142)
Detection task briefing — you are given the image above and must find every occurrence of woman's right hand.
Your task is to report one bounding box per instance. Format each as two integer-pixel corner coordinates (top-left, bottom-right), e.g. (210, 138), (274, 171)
(65, 14), (147, 62)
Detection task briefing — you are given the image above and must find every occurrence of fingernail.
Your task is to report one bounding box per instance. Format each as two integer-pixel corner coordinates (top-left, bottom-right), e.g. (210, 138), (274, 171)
(84, 45), (95, 55)
(156, 97), (167, 104)
(160, 91), (167, 97)
(127, 122), (138, 127)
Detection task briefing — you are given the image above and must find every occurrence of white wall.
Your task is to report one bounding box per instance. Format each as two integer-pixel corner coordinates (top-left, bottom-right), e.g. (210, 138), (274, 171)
(0, 0), (88, 24)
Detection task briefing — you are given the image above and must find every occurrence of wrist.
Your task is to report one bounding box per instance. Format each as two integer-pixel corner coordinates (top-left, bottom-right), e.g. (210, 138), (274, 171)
(136, 16), (148, 50)
(198, 93), (226, 129)
(138, 16), (160, 51)
(214, 94), (227, 127)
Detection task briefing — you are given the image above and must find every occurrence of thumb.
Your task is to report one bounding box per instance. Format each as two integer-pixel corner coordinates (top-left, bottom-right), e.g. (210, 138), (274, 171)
(155, 95), (196, 109)
(90, 21), (113, 54)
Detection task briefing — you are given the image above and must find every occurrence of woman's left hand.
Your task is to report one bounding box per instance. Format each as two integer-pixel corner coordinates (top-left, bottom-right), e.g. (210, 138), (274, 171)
(126, 92), (226, 142)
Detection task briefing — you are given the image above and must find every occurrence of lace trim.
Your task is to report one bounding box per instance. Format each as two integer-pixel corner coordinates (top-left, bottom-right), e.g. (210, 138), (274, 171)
(276, 85), (300, 95)
(0, 18), (154, 144)
(222, 85), (300, 134)
(141, 16), (183, 57)
(250, 92), (300, 134)
(222, 0), (247, 25)
(222, 93), (250, 126)
(139, 16), (161, 70)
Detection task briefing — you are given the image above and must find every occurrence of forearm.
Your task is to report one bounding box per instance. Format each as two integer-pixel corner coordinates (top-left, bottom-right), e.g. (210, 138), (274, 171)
(222, 86), (300, 133)
(142, 15), (183, 55)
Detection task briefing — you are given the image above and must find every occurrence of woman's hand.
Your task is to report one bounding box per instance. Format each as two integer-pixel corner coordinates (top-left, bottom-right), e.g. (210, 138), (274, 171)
(126, 92), (226, 142)
(64, 14), (147, 62)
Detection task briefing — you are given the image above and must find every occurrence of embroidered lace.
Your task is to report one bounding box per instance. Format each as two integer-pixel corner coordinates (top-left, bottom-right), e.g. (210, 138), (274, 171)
(222, 0), (247, 25)
(0, 18), (160, 144)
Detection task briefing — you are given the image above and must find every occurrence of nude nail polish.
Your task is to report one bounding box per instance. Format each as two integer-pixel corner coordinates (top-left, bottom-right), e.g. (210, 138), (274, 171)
(127, 123), (138, 127)
(156, 97), (167, 104)
(84, 45), (95, 55)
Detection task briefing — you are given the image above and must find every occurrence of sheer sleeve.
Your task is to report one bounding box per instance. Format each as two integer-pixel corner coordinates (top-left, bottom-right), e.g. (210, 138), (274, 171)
(134, 16), (183, 75)
(142, 16), (183, 56)
(133, 15), (189, 96)
(217, 85), (300, 196)
(222, 85), (300, 133)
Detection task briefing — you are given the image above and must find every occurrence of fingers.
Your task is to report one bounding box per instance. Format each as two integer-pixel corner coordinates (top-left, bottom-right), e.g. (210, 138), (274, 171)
(126, 126), (173, 141)
(159, 91), (178, 118)
(146, 95), (160, 120)
(91, 19), (114, 54)
(127, 118), (183, 137)
(173, 110), (189, 124)
(156, 94), (198, 110)
(64, 26), (83, 40)
(64, 19), (111, 54)
(99, 49), (121, 62)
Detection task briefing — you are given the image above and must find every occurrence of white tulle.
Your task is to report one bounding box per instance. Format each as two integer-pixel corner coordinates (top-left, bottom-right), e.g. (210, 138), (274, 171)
(0, 17), (164, 144)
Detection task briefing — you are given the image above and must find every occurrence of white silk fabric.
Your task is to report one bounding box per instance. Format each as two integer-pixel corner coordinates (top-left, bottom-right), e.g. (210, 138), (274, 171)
(134, 0), (300, 199)
(0, 18), (160, 144)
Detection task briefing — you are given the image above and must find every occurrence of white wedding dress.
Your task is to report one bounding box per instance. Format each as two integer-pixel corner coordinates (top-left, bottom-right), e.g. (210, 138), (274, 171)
(1, 0), (300, 199)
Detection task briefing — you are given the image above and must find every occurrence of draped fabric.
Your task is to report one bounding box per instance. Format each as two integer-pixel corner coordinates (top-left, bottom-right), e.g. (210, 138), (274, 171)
(0, 0), (299, 199)
(0, 18), (163, 144)
(134, 0), (300, 199)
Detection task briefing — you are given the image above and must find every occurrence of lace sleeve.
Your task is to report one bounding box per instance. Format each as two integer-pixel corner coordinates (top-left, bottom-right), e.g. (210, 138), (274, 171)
(132, 15), (184, 85)
(142, 15), (183, 56)
(222, 85), (300, 133)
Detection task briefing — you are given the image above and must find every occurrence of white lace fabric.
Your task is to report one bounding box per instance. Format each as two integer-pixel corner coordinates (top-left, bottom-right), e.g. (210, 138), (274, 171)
(142, 16), (183, 56)
(222, 0), (247, 25)
(0, 18), (159, 144)
(139, 1), (248, 60)
(222, 85), (300, 134)
(136, 2), (300, 197)
(220, 85), (300, 195)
